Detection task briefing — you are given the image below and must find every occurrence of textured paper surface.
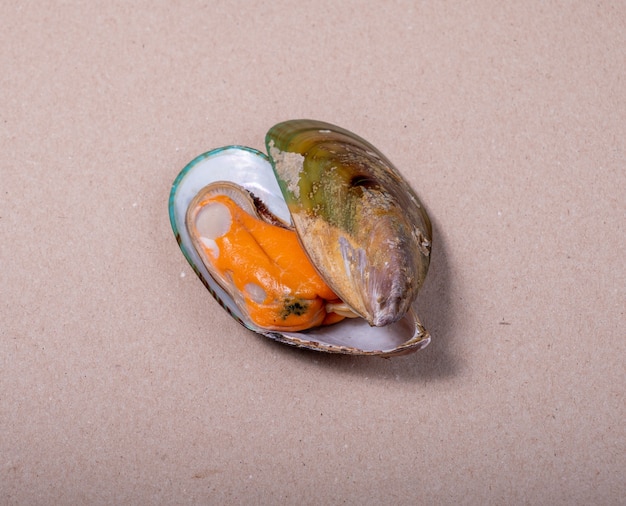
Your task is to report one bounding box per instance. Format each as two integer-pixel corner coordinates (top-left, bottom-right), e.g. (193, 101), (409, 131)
(1, 1), (624, 504)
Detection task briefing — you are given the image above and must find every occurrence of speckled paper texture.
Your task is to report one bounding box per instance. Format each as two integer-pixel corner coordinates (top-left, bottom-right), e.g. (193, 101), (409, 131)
(1, 1), (624, 504)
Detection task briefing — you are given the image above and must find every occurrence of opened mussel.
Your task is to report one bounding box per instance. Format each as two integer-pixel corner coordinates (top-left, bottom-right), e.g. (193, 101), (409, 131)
(169, 120), (432, 356)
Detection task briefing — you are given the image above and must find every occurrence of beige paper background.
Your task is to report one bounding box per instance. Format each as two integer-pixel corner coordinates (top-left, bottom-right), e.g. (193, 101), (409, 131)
(2, 1), (624, 504)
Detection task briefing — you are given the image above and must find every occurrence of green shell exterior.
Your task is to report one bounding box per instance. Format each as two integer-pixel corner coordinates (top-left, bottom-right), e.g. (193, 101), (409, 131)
(265, 119), (432, 327)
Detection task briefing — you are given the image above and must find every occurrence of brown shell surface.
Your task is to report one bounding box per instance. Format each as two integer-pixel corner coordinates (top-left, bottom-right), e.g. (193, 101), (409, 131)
(266, 119), (432, 327)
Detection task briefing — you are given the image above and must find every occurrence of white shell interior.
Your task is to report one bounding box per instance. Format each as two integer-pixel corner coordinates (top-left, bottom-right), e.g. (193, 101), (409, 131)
(169, 146), (430, 355)
(170, 146), (289, 327)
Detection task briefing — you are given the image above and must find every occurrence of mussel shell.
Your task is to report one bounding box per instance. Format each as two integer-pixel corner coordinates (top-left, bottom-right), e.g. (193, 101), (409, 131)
(266, 120), (432, 327)
(169, 145), (430, 356)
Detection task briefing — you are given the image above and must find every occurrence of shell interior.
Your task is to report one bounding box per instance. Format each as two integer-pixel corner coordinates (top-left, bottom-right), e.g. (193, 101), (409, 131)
(169, 145), (430, 356)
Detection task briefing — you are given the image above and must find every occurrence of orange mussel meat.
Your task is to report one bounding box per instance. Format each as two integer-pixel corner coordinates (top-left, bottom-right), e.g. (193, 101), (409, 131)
(187, 192), (346, 331)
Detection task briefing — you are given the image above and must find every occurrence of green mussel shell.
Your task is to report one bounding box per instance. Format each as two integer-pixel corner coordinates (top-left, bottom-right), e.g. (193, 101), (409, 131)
(266, 119), (432, 327)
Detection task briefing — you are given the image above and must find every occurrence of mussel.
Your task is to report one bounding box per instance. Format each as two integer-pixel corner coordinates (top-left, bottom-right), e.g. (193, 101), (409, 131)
(169, 120), (432, 356)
